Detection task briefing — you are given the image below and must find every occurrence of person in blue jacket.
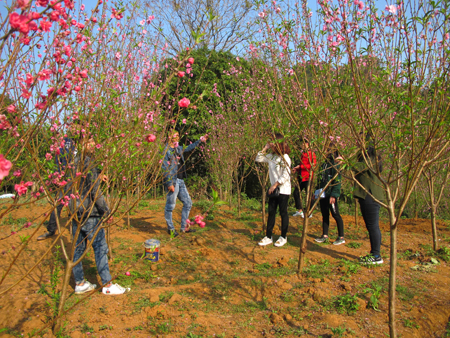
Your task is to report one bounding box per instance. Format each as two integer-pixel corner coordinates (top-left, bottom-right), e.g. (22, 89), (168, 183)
(162, 129), (208, 237)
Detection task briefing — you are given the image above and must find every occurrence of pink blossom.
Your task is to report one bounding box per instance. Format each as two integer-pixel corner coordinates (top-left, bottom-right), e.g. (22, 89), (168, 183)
(146, 134), (156, 143)
(115, 52), (121, 59)
(80, 69), (88, 78)
(45, 153), (52, 161)
(386, 4), (397, 14)
(36, 0), (49, 6)
(178, 97), (190, 108)
(13, 170), (22, 177)
(182, 119), (187, 124)
(17, 0), (30, 10)
(14, 181), (33, 196)
(188, 57), (195, 65)
(0, 155), (12, 180)
(0, 115), (11, 130)
(177, 71), (185, 77)
(288, 69), (294, 76)
(147, 15), (155, 24)
(40, 18), (52, 32)
(111, 8), (124, 20)
(258, 12), (266, 18)
(9, 12), (33, 34)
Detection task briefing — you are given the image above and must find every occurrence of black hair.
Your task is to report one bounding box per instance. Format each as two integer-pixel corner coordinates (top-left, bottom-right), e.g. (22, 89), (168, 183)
(357, 132), (383, 172)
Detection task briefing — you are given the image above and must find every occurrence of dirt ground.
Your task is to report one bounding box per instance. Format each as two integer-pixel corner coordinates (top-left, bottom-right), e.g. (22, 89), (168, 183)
(1, 198), (450, 338)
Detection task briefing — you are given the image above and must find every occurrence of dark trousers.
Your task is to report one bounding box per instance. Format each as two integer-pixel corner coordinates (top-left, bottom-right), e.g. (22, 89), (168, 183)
(293, 179), (311, 211)
(320, 197), (344, 237)
(267, 194), (290, 238)
(47, 204), (63, 234)
(358, 194), (381, 256)
(47, 188), (66, 234)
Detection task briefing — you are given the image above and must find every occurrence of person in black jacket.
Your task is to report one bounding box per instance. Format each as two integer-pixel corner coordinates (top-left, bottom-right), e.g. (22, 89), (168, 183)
(314, 143), (345, 245)
(69, 137), (129, 295)
(37, 120), (80, 241)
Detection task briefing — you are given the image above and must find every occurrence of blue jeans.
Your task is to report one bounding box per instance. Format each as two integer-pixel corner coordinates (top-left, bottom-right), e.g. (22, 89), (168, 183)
(72, 217), (112, 285)
(164, 178), (192, 231)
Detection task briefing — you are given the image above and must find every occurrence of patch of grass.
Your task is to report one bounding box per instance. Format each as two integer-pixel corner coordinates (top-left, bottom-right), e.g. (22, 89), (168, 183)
(231, 299), (268, 313)
(330, 325), (347, 337)
(404, 318), (420, 329)
(340, 259), (360, 276)
(347, 242), (362, 249)
(99, 325), (112, 331)
(242, 198), (262, 211)
(363, 284), (383, 311)
(334, 293), (360, 314)
(238, 211), (259, 221)
(132, 297), (160, 313)
(159, 291), (174, 303)
(115, 269), (155, 287)
(138, 200), (149, 208)
(396, 284), (415, 301)
(80, 323), (94, 334)
(255, 262), (272, 270)
(303, 259), (333, 279)
(281, 290), (296, 302)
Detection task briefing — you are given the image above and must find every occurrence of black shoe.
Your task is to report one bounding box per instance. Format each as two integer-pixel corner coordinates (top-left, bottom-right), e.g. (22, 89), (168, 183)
(168, 230), (179, 238)
(359, 254), (383, 265)
(37, 232), (55, 241)
(182, 228), (196, 234)
(314, 235), (329, 243)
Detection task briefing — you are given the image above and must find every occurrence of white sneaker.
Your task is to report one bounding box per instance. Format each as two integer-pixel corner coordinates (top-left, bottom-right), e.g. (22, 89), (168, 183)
(293, 211), (304, 218)
(75, 280), (96, 294)
(258, 236), (273, 246)
(102, 283), (130, 295)
(274, 236), (287, 247)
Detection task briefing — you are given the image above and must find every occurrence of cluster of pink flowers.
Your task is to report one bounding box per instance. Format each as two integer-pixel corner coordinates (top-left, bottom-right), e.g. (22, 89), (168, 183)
(0, 155), (12, 180)
(0, 114), (11, 130)
(111, 8), (124, 20)
(14, 181), (33, 196)
(187, 214), (206, 228)
(178, 97), (190, 108)
(145, 134), (156, 143)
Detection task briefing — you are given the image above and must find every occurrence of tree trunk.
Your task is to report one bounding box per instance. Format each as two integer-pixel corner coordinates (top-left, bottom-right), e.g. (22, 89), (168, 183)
(431, 206), (438, 251)
(297, 217), (310, 274)
(54, 261), (73, 334)
(126, 190), (130, 228)
(388, 206), (398, 338)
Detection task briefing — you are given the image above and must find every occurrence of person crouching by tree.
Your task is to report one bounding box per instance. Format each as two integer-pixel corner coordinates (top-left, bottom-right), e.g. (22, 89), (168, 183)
(292, 137), (316, 218)
(161, 129), (208, 237)
(314, 142), (345, 245)
(256, 133), (291, 247)
(69, 136), (129, 295)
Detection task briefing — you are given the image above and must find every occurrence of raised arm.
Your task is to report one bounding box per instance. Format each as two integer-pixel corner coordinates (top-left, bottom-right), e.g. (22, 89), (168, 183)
(255, 144), (270, 163)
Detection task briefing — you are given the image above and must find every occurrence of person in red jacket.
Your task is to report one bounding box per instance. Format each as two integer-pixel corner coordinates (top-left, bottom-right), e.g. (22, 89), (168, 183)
(292, 137), (316, 218)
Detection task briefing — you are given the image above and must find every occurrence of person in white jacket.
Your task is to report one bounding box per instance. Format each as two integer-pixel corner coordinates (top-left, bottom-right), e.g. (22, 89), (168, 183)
(255, 133), (291, 247)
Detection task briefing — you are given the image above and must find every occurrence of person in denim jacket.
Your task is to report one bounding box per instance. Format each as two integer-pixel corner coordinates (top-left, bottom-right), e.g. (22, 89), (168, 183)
(162, 129), (208, 237)
(69, 137), (128, 295)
